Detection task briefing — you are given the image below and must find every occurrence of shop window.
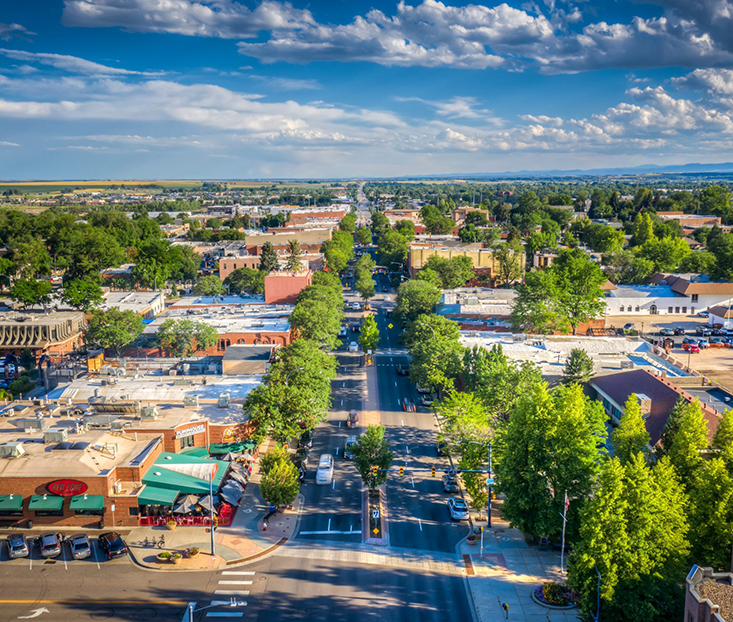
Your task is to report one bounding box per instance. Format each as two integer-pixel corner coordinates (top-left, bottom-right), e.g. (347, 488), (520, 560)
(34, 510), (63, 517)
(0, 510), (23, 517)
(74, 509), (103, 516)
(682, 307), (687, 313)
(129, 507), (139, 516)
(180, 435), (195, 449)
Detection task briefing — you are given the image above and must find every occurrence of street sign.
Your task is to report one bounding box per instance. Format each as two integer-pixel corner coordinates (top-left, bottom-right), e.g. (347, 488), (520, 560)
(372, 509), (380, 519)
(387, 323), (393, 329)
(486, 478), (495, 486)
(372, 528), (380, 535)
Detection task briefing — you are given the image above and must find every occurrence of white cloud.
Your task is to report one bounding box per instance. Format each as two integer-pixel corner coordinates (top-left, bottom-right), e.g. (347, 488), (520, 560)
(0, 49), (160, 76)
(249, 75), (320, 91)
(62, 0), (314, 39)
(397, 96), (499, 122)
(519, 114), (563, 126)
(0, 140), (19, 147)
(0, 24), (34, 41)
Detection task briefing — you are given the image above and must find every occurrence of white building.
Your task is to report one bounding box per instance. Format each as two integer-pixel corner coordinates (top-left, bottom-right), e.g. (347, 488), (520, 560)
(101, 290), (166, 319)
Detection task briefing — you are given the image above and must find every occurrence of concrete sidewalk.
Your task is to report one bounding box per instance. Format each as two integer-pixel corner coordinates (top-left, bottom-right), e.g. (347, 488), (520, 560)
(127, 449), (303, 571)
(461, 506), (577, 622)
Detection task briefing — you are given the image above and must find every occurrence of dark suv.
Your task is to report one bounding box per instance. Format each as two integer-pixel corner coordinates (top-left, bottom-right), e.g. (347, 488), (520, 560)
(98, 532), (127, 560)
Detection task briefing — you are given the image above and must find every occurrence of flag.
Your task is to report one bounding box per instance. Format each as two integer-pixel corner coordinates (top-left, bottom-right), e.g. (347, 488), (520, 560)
(563, 491), (570, 518)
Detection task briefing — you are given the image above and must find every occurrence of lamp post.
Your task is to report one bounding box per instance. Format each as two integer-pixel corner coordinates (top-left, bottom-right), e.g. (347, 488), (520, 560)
(186, 598), (246, 622)
(284, 367), (305, 386)
(209, 464), (217, 557)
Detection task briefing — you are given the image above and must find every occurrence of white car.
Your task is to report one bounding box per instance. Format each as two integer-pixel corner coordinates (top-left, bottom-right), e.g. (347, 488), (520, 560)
(339, 326), (347, 337)
(315, 454), (334, 485)
(351, 302), (360, 311)
(348, 341), (359, 352)
(447, 498), (470, 521)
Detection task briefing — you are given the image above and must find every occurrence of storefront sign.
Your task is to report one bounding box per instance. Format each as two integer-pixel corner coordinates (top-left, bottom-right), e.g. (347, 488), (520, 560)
(47, 479), (88, 496)
(223, 428), (235, 441)
(175, 424), (206, 439)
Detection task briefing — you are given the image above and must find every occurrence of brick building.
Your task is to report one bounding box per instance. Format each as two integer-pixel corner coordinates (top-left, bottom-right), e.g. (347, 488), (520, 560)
(685, 565), (732, 622)
(0, 311), (86, 358)
(264, 270), (313, 304)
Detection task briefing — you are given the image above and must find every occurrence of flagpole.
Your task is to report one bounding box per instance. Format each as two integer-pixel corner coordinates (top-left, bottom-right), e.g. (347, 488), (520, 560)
(210, 465), (216, 557)
(560, 491), (568, 574)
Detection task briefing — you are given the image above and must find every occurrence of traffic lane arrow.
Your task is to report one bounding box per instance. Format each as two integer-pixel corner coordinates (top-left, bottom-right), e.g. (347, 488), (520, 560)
(18, 608), (50, 619)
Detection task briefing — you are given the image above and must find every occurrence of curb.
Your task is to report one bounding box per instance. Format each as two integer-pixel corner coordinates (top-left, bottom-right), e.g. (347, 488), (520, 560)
(456, 536), (483, 622)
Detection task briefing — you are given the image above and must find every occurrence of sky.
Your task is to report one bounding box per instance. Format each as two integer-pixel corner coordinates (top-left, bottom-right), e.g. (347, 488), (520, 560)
(3, 1), (733, 179)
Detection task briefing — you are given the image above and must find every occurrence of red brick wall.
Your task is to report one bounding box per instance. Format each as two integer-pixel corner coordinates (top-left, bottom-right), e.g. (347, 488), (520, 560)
(264, 271), (313, 305)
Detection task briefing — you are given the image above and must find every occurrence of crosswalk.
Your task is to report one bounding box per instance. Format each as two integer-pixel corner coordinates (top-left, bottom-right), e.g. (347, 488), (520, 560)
(205, 570), (256, 618)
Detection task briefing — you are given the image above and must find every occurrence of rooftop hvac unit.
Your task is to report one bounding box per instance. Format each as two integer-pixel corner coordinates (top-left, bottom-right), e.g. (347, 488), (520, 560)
(182, 363), (190, 374)
(140, 406), (158, 419)
(9, 418), (47, 433)
(82, 413), (121, 428)
(0, 442), (25, 458)
(183, 395), (199, 408)
(217, 393), (231, 408)
(169, 369), (177, 376)
(43, 428), (68, 444)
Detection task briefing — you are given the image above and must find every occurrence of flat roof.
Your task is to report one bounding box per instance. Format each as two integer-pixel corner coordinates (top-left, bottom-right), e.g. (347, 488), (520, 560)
(169, 295), (267, 308)
(101, 291), (164, 312)
(0, 311), (85, 327)
(144, 306), (292, 335)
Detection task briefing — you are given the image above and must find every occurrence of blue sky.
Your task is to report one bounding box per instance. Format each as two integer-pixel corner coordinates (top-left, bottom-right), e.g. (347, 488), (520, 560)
(1, 0), (733, 178)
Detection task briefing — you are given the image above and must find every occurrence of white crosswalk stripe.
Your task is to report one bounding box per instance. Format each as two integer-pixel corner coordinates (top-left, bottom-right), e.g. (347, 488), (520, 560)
(218, 580), (253, 585)
(214, 590), (250, 595)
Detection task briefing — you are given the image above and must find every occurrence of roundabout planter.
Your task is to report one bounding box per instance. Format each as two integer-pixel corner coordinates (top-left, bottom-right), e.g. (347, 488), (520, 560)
(156, 552), (171, 563)
(170, 554), (183, 565)
(165, 521), (177, 531)
(531, 583), (576, 610)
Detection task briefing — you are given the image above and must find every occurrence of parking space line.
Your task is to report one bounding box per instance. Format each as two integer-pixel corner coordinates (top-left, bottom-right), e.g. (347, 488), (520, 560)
(63, 547), (68, 570)
(206, 613), (244, 618)
(418, 518), (423, 531)
(92, 541), (101, 569)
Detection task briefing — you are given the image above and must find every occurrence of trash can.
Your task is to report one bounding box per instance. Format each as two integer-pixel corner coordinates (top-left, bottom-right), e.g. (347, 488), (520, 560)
(26, 520), (33, 529)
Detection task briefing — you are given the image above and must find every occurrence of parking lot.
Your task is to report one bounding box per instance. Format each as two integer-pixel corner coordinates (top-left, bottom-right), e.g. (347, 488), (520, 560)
(604, 313), (709, 334)
(0, 532), (131, 570)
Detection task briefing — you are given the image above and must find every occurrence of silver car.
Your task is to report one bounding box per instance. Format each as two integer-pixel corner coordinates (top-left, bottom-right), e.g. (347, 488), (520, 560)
(447, 498), (470, 521)
(68, 533), (91, 560)
(36, 532), (61, 558)
(6, 534), (28, 559)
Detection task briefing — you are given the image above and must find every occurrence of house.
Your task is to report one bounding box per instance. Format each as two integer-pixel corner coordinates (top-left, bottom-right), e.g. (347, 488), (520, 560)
(685, 565), (732, 622)
(408, 242), (526, 283)
(588, 369), (724, 446)
(101, 291), (165, 319)
(707, 305), (733, 329)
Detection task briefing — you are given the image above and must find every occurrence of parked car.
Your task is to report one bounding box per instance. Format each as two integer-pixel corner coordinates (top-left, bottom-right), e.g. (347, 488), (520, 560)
(6, 534), (28, 559)
(348, 341), (359, 352)
(623, 322), (635, 331)
(696, 326), (712, 336)
(396, 364), (409, 376)
(98, 533), (128, 560)
(382, 286), (389, 292)
(682, 337), (698, 345)
(343, 436), (358, 460)
(315, 454), (335, 485)
(421, 395), (434, 407)
(351, 302), (360, 311)
(68, 533), (91, 560)
(659, 328), (675, 336)
(683, 343), (701, 353)
(351, 324), (361, 333)
(698, 338), (711, 349)
(347, 410), (359, 428)
(416, 385), (433, 394)
(673, 327), (686, 335)
(299, 430), (313, 449)
(339, 326), (347, 337)
(294, 447), (309, 468)
(385, 310), (392, 318)
(35, 532), (62, 559)
(697, 310), (710, 317)
(447, 498), (470, 521)
(710, 337), (724, 345)
(442, 473), (460, 493)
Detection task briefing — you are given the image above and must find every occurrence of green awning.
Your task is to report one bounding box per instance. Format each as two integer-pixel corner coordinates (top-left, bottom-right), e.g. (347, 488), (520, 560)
(28, 495), (63, 511)
(142, 452), (229, 495)
(0, 494), (23, 512)
(180, 447), (210, 458)
(138, 485), (179, 506)
(69, 494), (104, 511)
(208, 440), (258, 455)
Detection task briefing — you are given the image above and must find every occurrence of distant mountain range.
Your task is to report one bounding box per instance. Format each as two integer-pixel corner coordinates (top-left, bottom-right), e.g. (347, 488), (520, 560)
(402, 162), (733, 180)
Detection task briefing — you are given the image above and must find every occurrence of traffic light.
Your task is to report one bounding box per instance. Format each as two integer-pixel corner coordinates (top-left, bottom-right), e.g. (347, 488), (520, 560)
(431, 466), (436, 477)
(372, 465), (378, 476)
(399, 466), (404, 477)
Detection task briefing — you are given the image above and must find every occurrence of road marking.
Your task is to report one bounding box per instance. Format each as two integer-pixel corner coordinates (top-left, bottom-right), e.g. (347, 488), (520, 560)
(332, 479), (336, 489)
(406, 445), (410, 454)
(298, 530), (360, 535)
(339, 421), (342, 428)
(17, 607), (49, 619)
(206, 614), (244, 618)
(0, 601), (188, 605)
(411, 477), (415, 488)
(92, 541), (101, 570)
(221, 571), (255, 576)
(336, 447), (339, 456)
(343, 382), (346, 388)
(218, 581), (253, 585)
(418, 518), (423, 531)
(401, 420), (404, 426)
(328, 518), (331, 531)
(62, 548), (68, 571)
(214, 591), (250, 596)
(340, 400), (343, 406)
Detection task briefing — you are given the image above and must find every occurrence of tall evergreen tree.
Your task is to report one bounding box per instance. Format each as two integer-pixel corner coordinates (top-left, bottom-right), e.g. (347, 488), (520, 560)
(657, 397), (687, 458)
(713, 409), (733, 468)
(561, 348), (596, 385)
(284, 239), (303, 272)
(259, 241), (279, 273)
(612, 394), (651, 464)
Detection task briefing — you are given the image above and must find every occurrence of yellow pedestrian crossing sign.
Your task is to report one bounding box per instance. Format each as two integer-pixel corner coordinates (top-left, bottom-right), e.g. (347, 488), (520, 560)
(388, 323), (393, 329)
(372, 528), (380, 535)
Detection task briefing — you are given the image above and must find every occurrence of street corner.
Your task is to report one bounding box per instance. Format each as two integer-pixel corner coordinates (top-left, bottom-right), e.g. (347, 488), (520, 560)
(127, 540), (230, 572)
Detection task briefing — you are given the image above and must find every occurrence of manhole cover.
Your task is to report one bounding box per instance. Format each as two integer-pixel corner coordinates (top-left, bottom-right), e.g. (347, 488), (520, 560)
(90, 608), (114, 620)
(258, 576), (267, 582)
(134, 608), (158, 620)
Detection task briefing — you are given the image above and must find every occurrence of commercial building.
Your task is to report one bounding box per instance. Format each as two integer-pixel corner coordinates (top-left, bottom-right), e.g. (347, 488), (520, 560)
(218, 253), (323, 281)
(0, 311), (86, 358)
(101, 290), (165, 319)
(221, 344), (275, 375)
(264, 270), (312, 305)
(685, 565), (732, 622)
(589, 369), (724, 446)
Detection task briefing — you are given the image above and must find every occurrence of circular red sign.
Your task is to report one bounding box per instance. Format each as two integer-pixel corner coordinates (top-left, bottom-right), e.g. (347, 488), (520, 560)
(47, 479), (89, 496)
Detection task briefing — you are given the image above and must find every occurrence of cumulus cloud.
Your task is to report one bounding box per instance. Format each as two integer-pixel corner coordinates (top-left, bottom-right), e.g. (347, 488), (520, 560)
(0, 24), (34, 41)
(249, 75), (320, 91)
(0, 49), (160, 76)
(62, 0), (314, 39)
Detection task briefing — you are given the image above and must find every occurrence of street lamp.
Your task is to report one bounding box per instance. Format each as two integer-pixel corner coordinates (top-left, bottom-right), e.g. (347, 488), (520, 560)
(284, 367), (305, 385)
(415, 321), (437, 340)
(456, 439), (493, 528)
(186, 598), (246, 622)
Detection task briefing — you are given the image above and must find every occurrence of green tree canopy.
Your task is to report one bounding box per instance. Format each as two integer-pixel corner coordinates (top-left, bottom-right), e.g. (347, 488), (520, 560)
(352, 425), (394, 490)
(393, 280), (441, 321)
(358, 315), (380, 354)
(9, 278), (53, 310)
(288, 299), (341, 349)
(258, 242), (279, 273)
(61, 276), (104, 311)
(224, 267), (265, 295)
(85, 308), (144, 356)
(156, 318), (218, 357)
(377, 228), (408, 267)
(259, 451), (301, 508)
(192, 275), (226, 296)
(285, 239), (303, 272)
(612, 394), (651, 464)
(561, 349), (595, 385)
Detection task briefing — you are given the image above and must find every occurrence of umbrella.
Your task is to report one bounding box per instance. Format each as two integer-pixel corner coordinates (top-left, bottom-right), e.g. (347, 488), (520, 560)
(220, 482), (242, 506)
(241, 451), (254, 462)
(229, 471), (248, 486)
(197, 495), (219, 513)
(173, 494), (199, 514)
(222, 452), (240, 461)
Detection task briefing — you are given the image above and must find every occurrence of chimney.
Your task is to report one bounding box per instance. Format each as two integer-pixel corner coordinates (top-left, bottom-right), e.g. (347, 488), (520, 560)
(636, 393), (652, 418)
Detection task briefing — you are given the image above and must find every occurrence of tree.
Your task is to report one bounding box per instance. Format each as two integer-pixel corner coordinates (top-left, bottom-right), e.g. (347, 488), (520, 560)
(630, 212), (656, 247)
(288, 300), (341, 349)
(356, 227), (372, 245)
(351, 425), (394, 490)
(496, 383), (607, 541)
(678, 251), (717, 275)
(85, 308), (144, 356)
(259, 242), (279, 273)
(311, 271), (342, 289)
(355, 274), (375, 300)
(552, 249), (608, 335)
(377, 229), (408, 267)
(296, 284), (345, 313)
(492, 241), (524, 286)
(636, 237), (691, 272)
(61, 277), (104, 311)
(224, 267), (265, 295)
(612, 394), (651, 464)
(371, 212), (389, 235)
(9, 279), (53, 309)
(423, 255), (474, 289)
(712, 409), (733, 467)
(259, 452), (301, 508)
(259, 446), (290, 476)
(667, 399), (709, 485)
(285, 239), (303, 272)
(561, 349), (595, 385)
(415, 267), (442, 288)
(156, 319), (218, 357)
(393, 280), (441, 321)
(395, 219), (415, 241)
(421, 204), (455, 235)
(511, 269), (565, 334)
(339, 212), (357, 232)
(657, 397), (687, 458)
(359, 315), (380, 353)
(8, 236), (51, 278)
(405, 315), (464, 393)
(192, 275), (226, 296)
(708, 233), (733, 280)
(168, 245), (200, 283)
